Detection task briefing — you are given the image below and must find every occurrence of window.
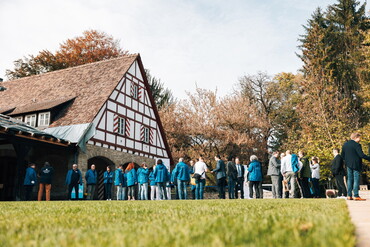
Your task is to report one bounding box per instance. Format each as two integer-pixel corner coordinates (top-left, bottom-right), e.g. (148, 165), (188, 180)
(143, 127), (150, 144)
(117, 117), (125, 135)
(25, 114), (36, 127)
(14, 116), (23, 122)
(38, 112), (50, 127)
(131, 82), (138, 99)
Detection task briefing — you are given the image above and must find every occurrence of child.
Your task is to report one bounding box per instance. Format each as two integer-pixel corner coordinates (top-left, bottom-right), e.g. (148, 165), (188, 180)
(310, 157), (320, 198)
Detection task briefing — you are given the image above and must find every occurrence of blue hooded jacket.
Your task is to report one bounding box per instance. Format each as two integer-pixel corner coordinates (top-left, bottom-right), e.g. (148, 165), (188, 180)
(149, 171), (156, 186)
(114, 169), (123, 186)
(126, 169), (137, 187)
(248, 160), (262, 182)
(153, 163), (169, 183)
(65, 169), (82, 185)
(85, 169), (97, 185)
(24, 167), (37, 185)
(103, 171), (114, 184)
(137, 167), (149, 184)
(174, 162), (191, 182)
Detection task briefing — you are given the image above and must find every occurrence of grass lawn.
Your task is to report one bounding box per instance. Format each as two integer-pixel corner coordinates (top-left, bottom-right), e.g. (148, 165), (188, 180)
(0, 199), (355, 247)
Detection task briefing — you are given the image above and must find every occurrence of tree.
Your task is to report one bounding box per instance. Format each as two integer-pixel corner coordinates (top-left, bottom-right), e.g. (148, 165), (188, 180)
(145, 70), (174, 110)
(294, 0), (370, 181)
(6, 30), (127, 80)
(159, 87), (268, 183)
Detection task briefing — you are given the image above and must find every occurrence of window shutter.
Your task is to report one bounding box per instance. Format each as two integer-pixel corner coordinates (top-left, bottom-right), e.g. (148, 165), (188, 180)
(125, 119), (131, 136)
(113, 114), (119, 133)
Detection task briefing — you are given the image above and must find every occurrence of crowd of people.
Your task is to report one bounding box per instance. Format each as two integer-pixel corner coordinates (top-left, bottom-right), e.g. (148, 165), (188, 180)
(23, 132), (370, 201)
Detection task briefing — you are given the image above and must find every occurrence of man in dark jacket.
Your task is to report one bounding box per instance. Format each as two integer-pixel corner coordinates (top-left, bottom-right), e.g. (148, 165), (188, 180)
(66, 164), (82, 200)
(298, 151), (311, 198)
(342, 133), (370, 201)
(85, 164), (98, 200)
(235, 157), (245, 199)
(212, 155), (226, 199)
(267, 151), (281, 199)
(331, 148), (347, 198)
(226, 156), (237, 199)
(38, 162), (54, 201)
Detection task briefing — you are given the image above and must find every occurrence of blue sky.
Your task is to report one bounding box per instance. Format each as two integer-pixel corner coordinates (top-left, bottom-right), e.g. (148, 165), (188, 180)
(0, 0), (367, 99)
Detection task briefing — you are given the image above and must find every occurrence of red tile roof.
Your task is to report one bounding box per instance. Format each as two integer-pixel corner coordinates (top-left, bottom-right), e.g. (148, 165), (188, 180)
(0, 54), (138, 127)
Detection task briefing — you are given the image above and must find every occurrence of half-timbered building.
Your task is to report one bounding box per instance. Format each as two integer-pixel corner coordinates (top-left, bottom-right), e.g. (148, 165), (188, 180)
(0, 54), (172, 200)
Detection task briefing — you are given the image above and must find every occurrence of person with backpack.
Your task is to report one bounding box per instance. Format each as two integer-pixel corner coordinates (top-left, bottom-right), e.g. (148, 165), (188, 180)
(103, 166), (114, 200)
(226, 156), (237, 199)
(24, 163), (37, 201)
(125, 163), (137, 200)
(212, 155), (226, 199)
(137, 163), (149, 200)
(85, 164), (97, 200)
(173, 158), (191, 200)
(331, 148), (347, 198)
(38, 162), (54, 201)
(154, 160), (169, 200)
(310, 157), (320, 198)
(281, 150), (301, 198)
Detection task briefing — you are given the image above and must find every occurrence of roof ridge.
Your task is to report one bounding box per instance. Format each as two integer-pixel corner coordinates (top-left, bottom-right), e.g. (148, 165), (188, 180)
(4, 53), (139, 83)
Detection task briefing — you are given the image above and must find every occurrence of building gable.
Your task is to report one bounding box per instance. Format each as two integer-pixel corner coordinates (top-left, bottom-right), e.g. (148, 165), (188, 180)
(88, 57), (171, 160)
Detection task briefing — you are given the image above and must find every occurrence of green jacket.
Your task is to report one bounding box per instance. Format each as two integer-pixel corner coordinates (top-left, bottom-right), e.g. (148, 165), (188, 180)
(299, 156), (311, 178)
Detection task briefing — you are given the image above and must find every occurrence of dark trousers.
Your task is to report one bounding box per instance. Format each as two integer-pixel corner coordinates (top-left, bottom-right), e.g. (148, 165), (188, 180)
(104, 183), (112, 199)
(228, 177), (236, 199)
(312, 178), (320, 198)
(249, 181), (260, 198)
(24, 185), (34, 201)
(235, 177), (244, 199)
(335, 175), (347, 197)
(299, 177), (311, 198)
(68, 183), (79, 200)
(217, 177), (226, 199)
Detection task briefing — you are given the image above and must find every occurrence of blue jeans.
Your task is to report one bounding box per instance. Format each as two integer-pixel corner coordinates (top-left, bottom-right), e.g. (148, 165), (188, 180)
(157, 182), (168, 200)
(116, 186), (126, 200)
(347, 167), (360, 197)
(139, 183), (148, 200)
(195, 179), (205, 200)
(177, 180), (188, 200)
(228, 177), (236, 199)
(311, 178), (320, 198)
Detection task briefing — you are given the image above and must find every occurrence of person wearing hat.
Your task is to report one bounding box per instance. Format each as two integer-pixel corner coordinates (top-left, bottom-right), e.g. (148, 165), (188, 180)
(38, 162), (55, 201)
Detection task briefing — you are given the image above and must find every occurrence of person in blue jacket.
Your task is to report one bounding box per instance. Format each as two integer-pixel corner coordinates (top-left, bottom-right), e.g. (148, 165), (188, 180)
(149, 165), (157, 200)
(65, 164), (82, 200)
(154, 159), (169, 200)
(24, 163), (37, 201)
(248, 155), (263, 199)
(85, 164), (98, 200)
(173, 158), (191, 200)
(125, 162), (137, 200)
(137, 163), (149, 200)
(104, 166), (114, 200)
(115, 165), (124, 200)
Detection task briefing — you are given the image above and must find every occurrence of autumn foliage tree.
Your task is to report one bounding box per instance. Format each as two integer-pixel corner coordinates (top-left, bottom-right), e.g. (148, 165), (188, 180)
(6, 30), (127, 80)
